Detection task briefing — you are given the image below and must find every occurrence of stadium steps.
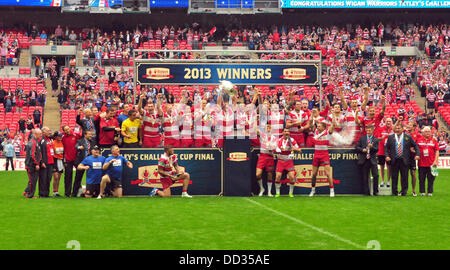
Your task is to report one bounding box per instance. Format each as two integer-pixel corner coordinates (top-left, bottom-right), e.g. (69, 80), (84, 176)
(42, 78), (61, 131)
(19, 49), (30, 67)
(76, 50), (83, 66)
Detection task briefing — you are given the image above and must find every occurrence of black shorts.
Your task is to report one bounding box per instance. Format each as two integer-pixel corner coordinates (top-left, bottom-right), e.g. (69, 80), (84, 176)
(86, 184), (100, 197)
(377, 155), (391, 166)
(52, 159), (64, 173)
(377, 155), (386, 165)
(107, 175), (122, 191)
(410, 158), (417, 170)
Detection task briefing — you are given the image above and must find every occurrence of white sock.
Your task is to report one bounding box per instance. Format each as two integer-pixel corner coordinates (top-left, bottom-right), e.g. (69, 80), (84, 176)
(257, 179), (264, 190)
(289, 184), (295, 195)
(311, 187), (316, 193)
(267, 182), (273, 194)
(275, 183), (281, 194)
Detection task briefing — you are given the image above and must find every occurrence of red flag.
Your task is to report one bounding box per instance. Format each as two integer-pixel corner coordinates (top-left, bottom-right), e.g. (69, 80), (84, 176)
(209, 27), (217, 36)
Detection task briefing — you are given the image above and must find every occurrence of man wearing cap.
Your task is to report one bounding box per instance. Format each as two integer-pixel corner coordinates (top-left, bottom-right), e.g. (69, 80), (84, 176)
(356, 124), (379, 195)
(77, 146), (105, 198)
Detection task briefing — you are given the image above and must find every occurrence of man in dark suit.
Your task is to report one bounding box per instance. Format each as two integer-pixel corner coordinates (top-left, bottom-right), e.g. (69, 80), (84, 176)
(356, 125), (379, 195)
(385, 123), (420, 196)
(72, 130), (94, 197)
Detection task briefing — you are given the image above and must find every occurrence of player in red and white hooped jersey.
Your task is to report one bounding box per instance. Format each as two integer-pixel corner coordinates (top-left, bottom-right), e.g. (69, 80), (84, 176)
(274, 128), (302, 198)
(178, 104), (194, 148)
(235, 103), (249, 139)
(193, 99), (214, 148)
(256, 124), (278, 197)
(137, 93), (163, 148)
(298, 98), (314, 147)
(162, 104), (181, 148)
(341, 91), (365, 146)
(377, 117), (394, 187)
(307, 101), (331, 141)
(327, 103), (346, 146)
(309, 105), (331, 130)
(362, 95), (386, 136)
(149, 145), (192, 198)
(247, 104), (260, 147)
(247, 92), (261, 147)
(268, 103), (285, 138)
(216, 103), (235, 148)
(309, 120), (336, 198)
(286, 100), (309, 147)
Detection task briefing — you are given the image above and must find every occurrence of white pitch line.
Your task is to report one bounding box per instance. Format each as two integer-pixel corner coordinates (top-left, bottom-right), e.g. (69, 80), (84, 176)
(244, 198), (366, 250)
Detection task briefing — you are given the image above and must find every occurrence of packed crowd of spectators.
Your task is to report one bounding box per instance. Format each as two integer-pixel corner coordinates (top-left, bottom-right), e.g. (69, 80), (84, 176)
(0, 30), (22, 66)
(226, 23), (449, 51)
(57, 65), (134, 110)
(0, 22), (449, 163)
(0, 81), (47, 112)
(416, 58), (450, 110)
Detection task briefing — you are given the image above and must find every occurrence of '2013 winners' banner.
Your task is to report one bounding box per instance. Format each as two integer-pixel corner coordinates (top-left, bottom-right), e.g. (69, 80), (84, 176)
(136, 62), (319, 86)
(102, 148), (223, 196)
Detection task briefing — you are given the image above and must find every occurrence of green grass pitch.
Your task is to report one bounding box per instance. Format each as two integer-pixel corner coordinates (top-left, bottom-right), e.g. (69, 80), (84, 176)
(0, 170), (449, 250)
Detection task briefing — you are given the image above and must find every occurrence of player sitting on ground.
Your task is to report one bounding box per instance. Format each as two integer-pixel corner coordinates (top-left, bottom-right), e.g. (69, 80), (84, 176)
(149, 145), (192, 198)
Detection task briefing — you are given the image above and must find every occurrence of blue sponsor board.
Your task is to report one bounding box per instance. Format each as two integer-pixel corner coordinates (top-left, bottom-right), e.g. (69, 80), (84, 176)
(251, 148), (363, 195)
(136, 62), (319, 86)
(102, 148), (223, 196)
(281, 0), (450, 8)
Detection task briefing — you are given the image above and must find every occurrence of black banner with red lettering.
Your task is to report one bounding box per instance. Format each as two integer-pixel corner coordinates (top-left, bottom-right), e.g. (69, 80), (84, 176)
(102, 147), (362, 196)
(251, 148), (363, 195)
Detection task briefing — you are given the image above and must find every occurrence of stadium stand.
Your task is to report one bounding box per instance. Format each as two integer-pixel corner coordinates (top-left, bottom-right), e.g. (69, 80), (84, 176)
(1, 20), (449, 158)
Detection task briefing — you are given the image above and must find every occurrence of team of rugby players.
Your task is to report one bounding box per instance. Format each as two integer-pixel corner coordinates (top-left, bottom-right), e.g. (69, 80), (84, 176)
(23, 84), (439, 198)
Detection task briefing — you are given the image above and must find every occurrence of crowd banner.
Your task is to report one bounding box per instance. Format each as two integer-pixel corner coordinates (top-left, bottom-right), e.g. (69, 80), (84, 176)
(251, 148), (364, 195)
(438, 156), (450, 169)
(6, 153), (450, 194)
(101, 148), (223, 196)
(223, 137), (252, 196)
(136, 62), (319, 86)
(0, 158), (26, 171)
